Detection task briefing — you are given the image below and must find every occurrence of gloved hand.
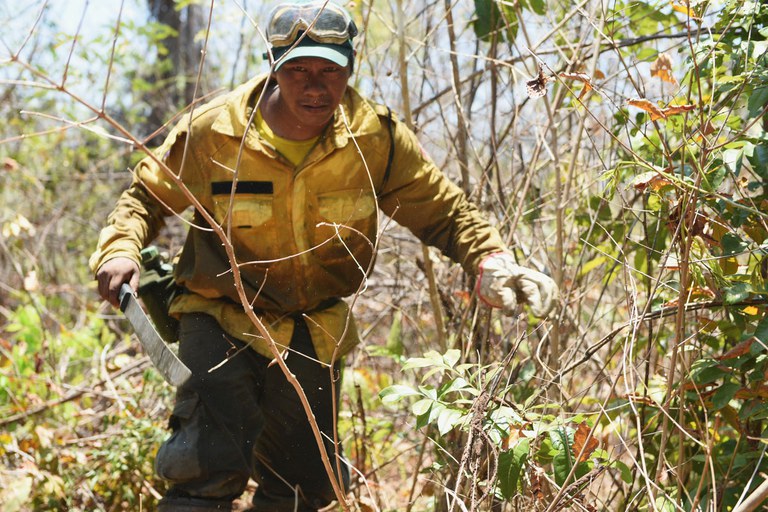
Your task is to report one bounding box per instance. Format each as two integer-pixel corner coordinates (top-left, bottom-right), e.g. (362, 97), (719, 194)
(475, 252), (558, 318)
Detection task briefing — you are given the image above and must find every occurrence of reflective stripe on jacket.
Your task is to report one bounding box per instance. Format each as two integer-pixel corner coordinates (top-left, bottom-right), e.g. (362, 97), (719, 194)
(89, 75), (507, 362)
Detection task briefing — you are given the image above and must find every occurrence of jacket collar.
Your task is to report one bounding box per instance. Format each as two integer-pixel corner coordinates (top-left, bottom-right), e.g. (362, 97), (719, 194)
(210, 74), (383, 150)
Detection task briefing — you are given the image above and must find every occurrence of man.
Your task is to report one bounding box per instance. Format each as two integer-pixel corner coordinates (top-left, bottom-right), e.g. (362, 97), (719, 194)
(90, 2), (558, 510)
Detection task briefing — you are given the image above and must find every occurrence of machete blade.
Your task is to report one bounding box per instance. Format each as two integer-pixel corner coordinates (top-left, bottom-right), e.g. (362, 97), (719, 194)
(119, 283), (191, 387)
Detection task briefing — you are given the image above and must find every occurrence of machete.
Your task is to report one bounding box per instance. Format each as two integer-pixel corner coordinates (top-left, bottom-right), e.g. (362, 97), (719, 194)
(119, 283), (191, 387)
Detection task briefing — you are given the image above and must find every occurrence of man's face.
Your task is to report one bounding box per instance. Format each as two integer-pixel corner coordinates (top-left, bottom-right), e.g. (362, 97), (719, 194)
(272, 56), (351, 139)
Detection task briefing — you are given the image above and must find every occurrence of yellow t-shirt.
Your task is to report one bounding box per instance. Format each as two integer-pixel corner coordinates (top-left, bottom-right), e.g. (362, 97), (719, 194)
(255, 108), (318, 166)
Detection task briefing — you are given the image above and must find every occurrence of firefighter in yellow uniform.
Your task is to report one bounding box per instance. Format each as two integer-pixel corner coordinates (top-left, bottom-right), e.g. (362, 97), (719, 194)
(91, 2), (558, 510)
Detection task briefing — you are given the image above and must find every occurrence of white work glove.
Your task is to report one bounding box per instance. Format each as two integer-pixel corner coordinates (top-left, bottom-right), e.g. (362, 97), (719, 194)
(475, 252), (559, 318)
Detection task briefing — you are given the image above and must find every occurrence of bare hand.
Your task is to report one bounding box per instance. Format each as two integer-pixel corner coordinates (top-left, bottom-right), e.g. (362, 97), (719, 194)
(96, 257), (140, 308)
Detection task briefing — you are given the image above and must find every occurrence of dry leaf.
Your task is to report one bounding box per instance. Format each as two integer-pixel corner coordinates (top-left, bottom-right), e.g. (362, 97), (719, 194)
(632, 171), (674, 192)
(699, 120), (716, 136)
(650, 53), (678, 85)
(628, 98), (695, 121)
(529, 466), (545, 500)
(526, 64), (551, 99)
(664, 104), (696, 116)
(660, 285), (719, 308)
(717, 338), (756, 361)
(559, 72), (592, 84)
(453, 290), (471, 306)
(3, 157), (19, 172)
(560, 72), (594, 101)
(356, 497), (378, 512)
(679, 380), (718, 393)
(622, 392), (658, 406)
(572, 422), (599, 463)
(720, 405), (742, 432)
(628, 98), (666, 120)
(691, 286), (716, 300)
(698, 315), (718, 333)
(501, 426), (524, 451)
(735, 385), (768, 400)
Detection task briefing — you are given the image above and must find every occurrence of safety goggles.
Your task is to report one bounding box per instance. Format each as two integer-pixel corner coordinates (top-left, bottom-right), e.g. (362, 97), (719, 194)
(267, 1), (358, 48)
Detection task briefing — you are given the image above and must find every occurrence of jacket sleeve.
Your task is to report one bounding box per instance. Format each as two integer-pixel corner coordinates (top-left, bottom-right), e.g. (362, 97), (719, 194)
(88, 126), (193, 274)
(376, 120), (507, 274)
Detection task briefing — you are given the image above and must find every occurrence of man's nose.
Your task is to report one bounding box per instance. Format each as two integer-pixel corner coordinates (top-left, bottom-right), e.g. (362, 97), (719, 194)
(304, 72), (327, 93)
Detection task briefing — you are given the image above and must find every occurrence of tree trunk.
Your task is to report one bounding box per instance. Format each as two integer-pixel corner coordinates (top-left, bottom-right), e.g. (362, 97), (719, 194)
(145, 0), (205, 138)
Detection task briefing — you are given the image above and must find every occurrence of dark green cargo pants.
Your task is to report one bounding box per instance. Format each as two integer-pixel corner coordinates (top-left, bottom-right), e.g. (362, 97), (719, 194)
(156, 313), (349, 512)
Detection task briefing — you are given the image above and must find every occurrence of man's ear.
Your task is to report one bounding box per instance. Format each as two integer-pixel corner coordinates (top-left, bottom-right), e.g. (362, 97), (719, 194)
(263, 50), (278, 74)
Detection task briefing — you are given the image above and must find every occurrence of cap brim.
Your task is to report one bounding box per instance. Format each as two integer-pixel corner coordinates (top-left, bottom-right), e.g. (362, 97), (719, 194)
(275, 45), (349, 69)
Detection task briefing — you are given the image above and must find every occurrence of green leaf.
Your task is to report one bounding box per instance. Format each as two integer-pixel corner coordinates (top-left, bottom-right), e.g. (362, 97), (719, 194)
(725, 283), (752, 304)
(420, 386), (438, 401)
(647, 193), (663, 212)
(498, 439), (530, 500)
(740, 399), (768, 421)
(636, 47), (658, 61)
(439, 377), (471, 396)
(497, 3), (520, 41)
(379, 385), (420, 404)
(724, 282), (752, 304)
(416, 410), (430, 429)
(748, 86), (768, 119)
(721, 233), (748, 256)
(551, 428), (573, 486)
(748, 141), (768, 180)
(527, 0), (547, 16)
(690, 358), (727, 385)
(723, 147), (745, 173)
(712, 382), (740, 410)
(473, 0), (520, 42)
(578, 255), (608, 277)
(428, 402), (446, 425)
(755, 315), (768, 344)
(385, 311), (403, 356)
(611, 460), (633, 484)
(412, 398), (433, 416)
(436, 407), (463, 435)
(702, 165), (726, 192)
(655, 495), (678, 512)
(402, 351), (443, 370)
(443, 349), (462, 368)
(472, 0), (500, 41)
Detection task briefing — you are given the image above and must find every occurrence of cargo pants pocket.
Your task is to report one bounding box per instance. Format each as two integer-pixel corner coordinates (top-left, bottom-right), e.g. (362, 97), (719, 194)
(155, 392), (204, 482)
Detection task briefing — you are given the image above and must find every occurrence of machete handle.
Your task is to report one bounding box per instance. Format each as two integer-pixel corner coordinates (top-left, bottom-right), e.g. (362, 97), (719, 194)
(119, 283), (135, 313)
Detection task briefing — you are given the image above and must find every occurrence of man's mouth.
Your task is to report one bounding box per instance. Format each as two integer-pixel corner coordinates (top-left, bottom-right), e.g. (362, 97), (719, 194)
(302, 99), (330, 111)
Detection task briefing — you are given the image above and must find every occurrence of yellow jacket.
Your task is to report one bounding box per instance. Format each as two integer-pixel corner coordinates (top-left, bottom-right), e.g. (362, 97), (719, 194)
(90, 75), (507, 362)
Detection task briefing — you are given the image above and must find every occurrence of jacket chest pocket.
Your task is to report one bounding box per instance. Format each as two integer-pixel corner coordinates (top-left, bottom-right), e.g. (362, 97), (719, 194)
(212, 181), (274, 229)
(318, 192), (375, 224)
(214, 196), (273, 229)
(311, 189), (377, 266)
(211, 181), (278, 258)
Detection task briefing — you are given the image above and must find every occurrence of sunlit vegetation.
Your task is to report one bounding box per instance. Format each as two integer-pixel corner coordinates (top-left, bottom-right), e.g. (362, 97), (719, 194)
(1, 0), (767, 510)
